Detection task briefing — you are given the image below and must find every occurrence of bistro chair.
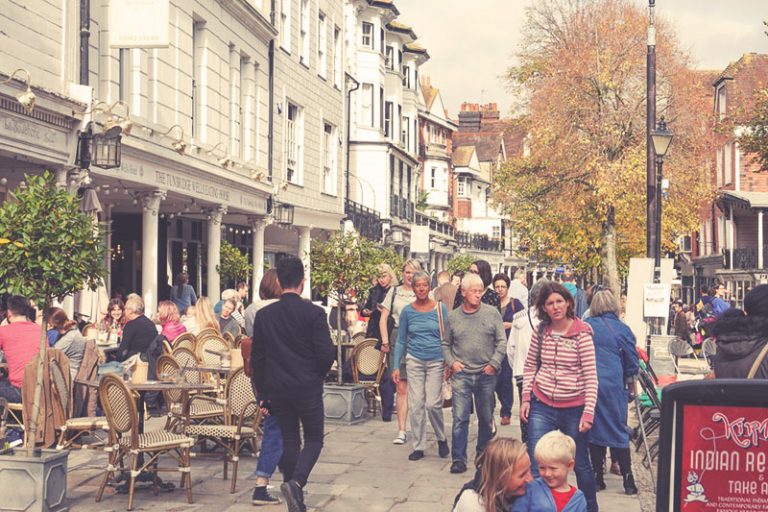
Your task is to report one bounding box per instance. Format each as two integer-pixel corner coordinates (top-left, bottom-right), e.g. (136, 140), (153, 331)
(196, 336), (231, 368)
(184, 367), (260, 493)
(161, 338), (173, 355)
(82, 323), (99, 341)
(702, 337), (717, 370)
(96, 374), (195, 510)
(172, 332), (196, 353)
(350, 339), (387, 414)
(50, 357), (109, 450)
(222, 331), (235, 346)
(156, 355), (224, 432)
(195, 327), (220, 343)
(668, 338), (709, 376)
(171, 347), (200, 371)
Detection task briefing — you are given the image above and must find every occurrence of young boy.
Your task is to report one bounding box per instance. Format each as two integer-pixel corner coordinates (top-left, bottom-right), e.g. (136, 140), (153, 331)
(511, 431), (587, 512)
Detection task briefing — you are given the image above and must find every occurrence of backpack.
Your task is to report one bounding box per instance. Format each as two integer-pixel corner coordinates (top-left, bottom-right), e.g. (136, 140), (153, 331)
(694, 302), (716, 344)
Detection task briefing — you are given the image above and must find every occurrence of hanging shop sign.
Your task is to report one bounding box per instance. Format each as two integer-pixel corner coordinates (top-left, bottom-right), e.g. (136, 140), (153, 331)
(656, 379), (768, 512)
(110, 0), (170, 48)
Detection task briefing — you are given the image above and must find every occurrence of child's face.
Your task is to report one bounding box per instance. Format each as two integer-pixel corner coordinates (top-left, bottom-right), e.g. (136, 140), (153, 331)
(538, 459), (574, 490)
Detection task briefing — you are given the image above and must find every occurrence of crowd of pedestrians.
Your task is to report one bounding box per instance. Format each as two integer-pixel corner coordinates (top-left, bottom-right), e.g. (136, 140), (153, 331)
(6, 255), (768, 512)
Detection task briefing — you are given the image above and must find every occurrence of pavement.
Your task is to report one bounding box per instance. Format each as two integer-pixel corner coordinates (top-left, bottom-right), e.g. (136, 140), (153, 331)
(64, 408), (644, 511)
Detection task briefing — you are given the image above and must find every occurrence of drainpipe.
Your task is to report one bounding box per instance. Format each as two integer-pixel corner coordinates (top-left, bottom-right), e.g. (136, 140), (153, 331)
(345, 73), (360, 204)
(79, 0), (90, 85)
(268, 0), (276, 181)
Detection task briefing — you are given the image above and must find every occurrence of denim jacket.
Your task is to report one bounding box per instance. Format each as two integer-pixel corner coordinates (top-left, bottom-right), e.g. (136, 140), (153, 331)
(510, 478), (586, 512)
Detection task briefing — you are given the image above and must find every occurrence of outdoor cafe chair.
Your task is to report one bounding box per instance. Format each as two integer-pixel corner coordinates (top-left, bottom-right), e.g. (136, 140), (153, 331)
(184, 367), (260, 493)
(172, 332), (196, 353)
(350, 339), (387, 414)
(222, 331), (235, 346)
(195, 327), (220, 343)
(196, 336), (231, 368)
(667, 338), (710, 376)
(702, 337), (717, 370)
(171, 347), (200, 370)
(156, 355), (224, 432)
(633, 365), (662, 471)
(161, 338), (173, 355)
(96, 374), (195, 510)
(50, 356), (109, 450)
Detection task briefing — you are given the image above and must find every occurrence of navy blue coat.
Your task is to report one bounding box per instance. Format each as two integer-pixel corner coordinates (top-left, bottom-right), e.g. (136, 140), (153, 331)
(585, 313), (639, 448)
(510, 478), (586, 512)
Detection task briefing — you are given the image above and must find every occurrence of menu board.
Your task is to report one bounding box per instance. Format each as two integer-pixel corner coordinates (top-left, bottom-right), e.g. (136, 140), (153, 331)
(678, 404), (768, 510)
(656, 380), (768, 512)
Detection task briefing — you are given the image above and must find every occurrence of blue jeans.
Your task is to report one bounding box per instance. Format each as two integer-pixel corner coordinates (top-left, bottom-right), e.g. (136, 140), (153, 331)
(0, 379), (21, 403)
(255, 415), (283, 479)
(494, 357), (513, 418)
(451, 371), (497, 465)
(527, 396), (598, 512)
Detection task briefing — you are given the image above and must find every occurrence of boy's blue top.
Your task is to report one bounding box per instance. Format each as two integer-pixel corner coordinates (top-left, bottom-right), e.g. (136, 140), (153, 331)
(394, 303), (448, 366)
(510, 478), (586, 512)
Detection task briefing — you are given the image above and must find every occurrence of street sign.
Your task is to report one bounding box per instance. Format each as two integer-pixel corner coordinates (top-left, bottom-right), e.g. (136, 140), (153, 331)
(656, 380), (768, 512)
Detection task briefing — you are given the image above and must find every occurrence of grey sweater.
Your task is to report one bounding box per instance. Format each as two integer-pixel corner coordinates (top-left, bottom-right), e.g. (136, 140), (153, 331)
(442, 303), (507, 374)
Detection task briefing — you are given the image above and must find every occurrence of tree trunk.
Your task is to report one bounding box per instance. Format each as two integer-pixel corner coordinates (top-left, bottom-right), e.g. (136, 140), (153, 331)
(27, 312), (48, 456)
(601, 205), (620, 295)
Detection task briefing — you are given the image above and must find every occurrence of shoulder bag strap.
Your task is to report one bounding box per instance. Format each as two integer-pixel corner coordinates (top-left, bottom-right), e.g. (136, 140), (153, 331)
(436, 303), (445, 340)
(747, 343), (768, 379)
(390, 285), (398, 311)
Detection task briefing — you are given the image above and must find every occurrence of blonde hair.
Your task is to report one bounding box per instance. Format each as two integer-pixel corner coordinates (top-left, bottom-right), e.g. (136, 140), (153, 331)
(156, 300), (180, 324)
(589, 289), (620, 317)
(534, 430), (575, 465)
(194, 296), (219, 331)
(376, 263), (398, 286)
(476, 437), (528, 512)
(403, 259), (423, 273)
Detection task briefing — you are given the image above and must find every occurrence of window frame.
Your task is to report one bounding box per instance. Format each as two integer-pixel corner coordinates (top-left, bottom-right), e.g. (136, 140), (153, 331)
(361, 22), (373, 48)
(317, 11), (327, 78)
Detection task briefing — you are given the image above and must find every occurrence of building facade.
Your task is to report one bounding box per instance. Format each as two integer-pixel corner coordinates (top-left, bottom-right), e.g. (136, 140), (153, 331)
(0, 0), (344, 314)
(691, 53), (768, 307)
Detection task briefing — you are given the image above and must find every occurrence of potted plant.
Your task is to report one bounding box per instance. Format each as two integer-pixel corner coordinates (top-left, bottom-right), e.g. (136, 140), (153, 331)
(447, 253), (475, 275)
(217, 240), (252, 289)
(0, 171), (105, 511)
(311, 232), (384, 424)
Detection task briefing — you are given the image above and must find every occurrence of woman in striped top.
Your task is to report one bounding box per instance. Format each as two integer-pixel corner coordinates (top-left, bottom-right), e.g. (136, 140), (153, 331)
(519, 282), (599, 512)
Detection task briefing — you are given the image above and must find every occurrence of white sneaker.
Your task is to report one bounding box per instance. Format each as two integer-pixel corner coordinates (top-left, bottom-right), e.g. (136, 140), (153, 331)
(392, 431), (407, 444)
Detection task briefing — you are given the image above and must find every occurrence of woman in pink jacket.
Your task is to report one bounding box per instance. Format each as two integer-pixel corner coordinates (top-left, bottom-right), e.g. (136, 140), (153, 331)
(519, 282), (599, 512)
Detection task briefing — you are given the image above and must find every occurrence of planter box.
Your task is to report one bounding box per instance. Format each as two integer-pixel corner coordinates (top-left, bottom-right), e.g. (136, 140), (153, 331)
(0, 448), (69, 512)
(323, 383), (368, 425)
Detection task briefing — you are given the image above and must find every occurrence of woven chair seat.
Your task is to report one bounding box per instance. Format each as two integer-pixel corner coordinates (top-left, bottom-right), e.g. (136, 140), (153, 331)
(170, 400), (225, 418)
(185, 424), (255, 439)
(64, 417), (110, 430)
(120, 429), (195, 450)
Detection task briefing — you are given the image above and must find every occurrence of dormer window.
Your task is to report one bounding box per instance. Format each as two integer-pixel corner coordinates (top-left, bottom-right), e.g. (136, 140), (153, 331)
(361, 22), (373, 48)
(716, 83), (727, 120)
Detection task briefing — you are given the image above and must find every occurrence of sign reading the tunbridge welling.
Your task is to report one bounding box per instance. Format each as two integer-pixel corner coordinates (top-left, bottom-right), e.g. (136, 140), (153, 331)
(656, 380), (768, 512)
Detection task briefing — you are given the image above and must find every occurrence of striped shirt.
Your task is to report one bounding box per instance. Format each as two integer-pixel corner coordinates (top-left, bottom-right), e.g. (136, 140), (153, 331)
(521, 318), (598, 423)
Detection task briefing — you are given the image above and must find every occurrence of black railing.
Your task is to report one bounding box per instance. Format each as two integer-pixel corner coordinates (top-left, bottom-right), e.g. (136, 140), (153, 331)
(415, 211), (455, 238)
(390, 195), (415, 222)
(724, 246), (768, 269)
(456, 231), (504, 252)
(345, 199), (382, 242)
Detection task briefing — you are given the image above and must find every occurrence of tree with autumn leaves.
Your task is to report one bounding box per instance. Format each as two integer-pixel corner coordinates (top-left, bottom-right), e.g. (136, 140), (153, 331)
(495, 0), (715, 291)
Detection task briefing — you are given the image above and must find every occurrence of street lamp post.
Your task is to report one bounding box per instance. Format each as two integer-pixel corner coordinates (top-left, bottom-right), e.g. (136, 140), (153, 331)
(646, 0), (657, 260)
(651, 116), (673, 283)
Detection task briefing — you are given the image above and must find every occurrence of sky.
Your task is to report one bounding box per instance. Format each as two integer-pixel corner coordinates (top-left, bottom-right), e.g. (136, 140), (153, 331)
(395, 0), (768, 117)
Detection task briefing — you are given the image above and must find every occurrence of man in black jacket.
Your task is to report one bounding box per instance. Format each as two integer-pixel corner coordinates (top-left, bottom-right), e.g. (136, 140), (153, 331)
(250, 256), (335, 512)
(117, 297), (157, 362)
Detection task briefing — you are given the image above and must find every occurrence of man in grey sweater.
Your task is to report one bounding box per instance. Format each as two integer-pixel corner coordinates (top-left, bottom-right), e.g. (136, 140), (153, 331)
(442, 273), (507, 474)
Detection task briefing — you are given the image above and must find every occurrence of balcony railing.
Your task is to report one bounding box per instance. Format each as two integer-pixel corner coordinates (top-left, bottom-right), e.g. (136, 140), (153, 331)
(723, 246), (768, 270)
(345, 199), (382, 242)
(456, 231), (504, 253)
(390, 195), (414, 222)
(415, 211), (455, 238)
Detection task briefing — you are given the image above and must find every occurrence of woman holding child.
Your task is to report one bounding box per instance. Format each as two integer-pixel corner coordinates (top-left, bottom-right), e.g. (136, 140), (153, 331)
(519, 282), (599, 512)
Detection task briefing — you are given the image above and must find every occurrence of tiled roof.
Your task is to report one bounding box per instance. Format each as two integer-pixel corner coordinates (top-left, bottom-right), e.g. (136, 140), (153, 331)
(386, 21), (416, 40)
(714, 53), (768, 86)
(452, 146), (475, 167)
(421, 83), (438, 111)
(404, 42), (427, 54)
(368, 0), (399, 15)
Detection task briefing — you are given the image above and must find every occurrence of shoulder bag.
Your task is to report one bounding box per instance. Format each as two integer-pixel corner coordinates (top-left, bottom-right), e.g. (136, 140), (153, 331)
(747, 343), (768, 379)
